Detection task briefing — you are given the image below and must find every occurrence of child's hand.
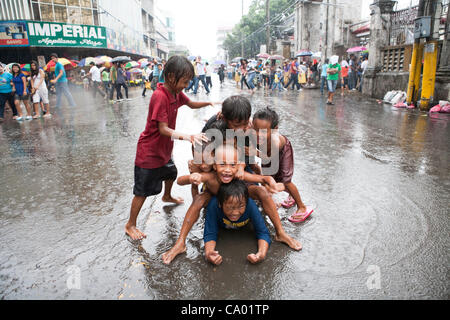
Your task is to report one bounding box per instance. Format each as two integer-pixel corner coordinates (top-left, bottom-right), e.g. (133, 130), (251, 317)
(190, 133), (209, 146)
(206, 250), (223, 265)
(189, 173), (203, 186)
(247, 253), (265, 264)
(262, 176), (284, 193)
(235, 166), (245, 180)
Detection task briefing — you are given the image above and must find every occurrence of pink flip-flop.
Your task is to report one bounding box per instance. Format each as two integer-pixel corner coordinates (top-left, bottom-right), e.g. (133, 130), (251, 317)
(281, 197), (296, 209)
(288, 206), (314, 223)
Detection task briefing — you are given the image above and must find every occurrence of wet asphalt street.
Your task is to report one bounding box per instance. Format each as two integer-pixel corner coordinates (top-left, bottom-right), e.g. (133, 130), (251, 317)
(0, 77), (449, 300)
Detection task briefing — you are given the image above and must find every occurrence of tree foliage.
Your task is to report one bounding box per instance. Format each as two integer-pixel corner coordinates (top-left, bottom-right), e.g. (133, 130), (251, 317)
(222, 0), (295, 59)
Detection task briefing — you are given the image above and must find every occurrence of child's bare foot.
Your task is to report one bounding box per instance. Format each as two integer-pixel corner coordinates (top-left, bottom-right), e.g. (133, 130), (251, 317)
(125, 223), (147, 240)
(275, 232), (302, 251)
(247, 253), (265, 264)
(162, 195), (184, 205)
(162, 242), (187, 265)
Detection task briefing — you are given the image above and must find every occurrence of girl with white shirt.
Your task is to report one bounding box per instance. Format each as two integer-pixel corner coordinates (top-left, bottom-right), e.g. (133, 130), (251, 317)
(30, 61), (51, 118)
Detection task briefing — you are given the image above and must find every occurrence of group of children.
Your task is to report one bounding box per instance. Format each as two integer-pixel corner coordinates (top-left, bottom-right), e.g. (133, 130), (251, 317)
(125, 55), (313, 266)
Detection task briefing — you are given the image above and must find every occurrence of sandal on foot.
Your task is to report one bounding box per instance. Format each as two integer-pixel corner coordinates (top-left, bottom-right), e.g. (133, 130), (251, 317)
(288, 206), (314, 223)
(281, 198), (296, 209)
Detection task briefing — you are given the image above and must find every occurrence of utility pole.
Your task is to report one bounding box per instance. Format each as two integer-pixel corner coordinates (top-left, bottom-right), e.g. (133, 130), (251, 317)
(406, 0), (425, 105)
(241, 0), (244, 57)
(407, 0), (442, 110)
(266, 0), (270, 54)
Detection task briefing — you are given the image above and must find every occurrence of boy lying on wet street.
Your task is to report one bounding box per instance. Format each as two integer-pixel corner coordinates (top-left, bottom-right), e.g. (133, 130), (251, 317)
(204, 180), (271, 265)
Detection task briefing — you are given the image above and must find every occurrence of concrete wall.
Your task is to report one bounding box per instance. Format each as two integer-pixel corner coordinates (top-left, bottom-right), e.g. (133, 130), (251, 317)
(364, 72), (410, 99)
(294, 0), (364, 57)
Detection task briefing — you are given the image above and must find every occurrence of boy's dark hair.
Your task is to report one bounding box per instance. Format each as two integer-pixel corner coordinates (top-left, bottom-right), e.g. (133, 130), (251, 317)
(217, 179), (249, 207)
(222, 96), (252, 123)
(50, 53), (58, 59)
(163, 55), (194, 85)
(325, 58), (329, 64)
(253, 107), (279, 129)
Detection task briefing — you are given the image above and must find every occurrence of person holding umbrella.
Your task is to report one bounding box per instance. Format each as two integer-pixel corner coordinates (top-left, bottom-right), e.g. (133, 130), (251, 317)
(49, 53), (76, 108)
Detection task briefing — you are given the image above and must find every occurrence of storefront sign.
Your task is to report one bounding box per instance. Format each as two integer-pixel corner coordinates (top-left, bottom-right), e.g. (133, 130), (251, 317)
(0, 21), (29, 47)
(27, 21), (107, 48)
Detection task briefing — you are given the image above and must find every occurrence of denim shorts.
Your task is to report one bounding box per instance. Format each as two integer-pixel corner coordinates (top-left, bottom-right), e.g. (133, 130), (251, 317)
(327, 80), (338, 93)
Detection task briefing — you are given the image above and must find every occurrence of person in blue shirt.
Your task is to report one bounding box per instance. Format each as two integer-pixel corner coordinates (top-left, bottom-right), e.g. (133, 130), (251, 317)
(49, 53), (76, 108)
(320, 58), (329, 95)
(0, 64), (22, 122)
(204, 179), (271, 266)
(11, 63), (32, 120)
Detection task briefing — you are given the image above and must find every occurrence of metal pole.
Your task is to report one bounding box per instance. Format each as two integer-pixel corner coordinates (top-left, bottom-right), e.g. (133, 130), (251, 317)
(241, 0), (244, 57)
(266, 0), (270, 54)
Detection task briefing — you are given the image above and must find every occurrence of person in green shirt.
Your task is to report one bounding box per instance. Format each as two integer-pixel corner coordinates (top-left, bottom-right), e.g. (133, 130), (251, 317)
(109, 63), (118, 103)
(102, 68), (110, 98)
(326, 55), (341, 105)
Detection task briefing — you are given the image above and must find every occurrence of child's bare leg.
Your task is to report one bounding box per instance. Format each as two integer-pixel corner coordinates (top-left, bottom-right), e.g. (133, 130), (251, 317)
(248, 185), (302, 251)
(285, 182), (307, 215)
(162, 179), (184, 204)
(191, 184), (199, 199)
(162, 192), (211, 264)
(125, 196), (147, 240)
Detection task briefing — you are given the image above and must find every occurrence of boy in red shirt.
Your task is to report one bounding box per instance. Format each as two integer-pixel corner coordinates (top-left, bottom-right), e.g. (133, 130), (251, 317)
(125, 56), (215, 240)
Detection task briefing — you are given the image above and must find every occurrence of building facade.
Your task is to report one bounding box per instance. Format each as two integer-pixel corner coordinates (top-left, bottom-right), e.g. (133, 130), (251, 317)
(216, 26), (232, 63)
(294, 0), (364, 59)
(0, 0), (160, 63)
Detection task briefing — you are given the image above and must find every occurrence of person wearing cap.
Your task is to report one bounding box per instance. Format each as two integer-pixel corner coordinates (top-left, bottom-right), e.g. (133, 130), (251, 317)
(326, 55), (341, 105)
(49, 53), (76, 108)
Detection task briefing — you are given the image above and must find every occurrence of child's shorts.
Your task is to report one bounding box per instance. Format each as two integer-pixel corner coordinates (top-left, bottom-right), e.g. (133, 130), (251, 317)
(133, 160), (178, 197)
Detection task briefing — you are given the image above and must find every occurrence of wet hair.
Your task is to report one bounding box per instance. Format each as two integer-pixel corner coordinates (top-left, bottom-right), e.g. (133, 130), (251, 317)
(217, 179), (249, 207)
(30, 60), (39, 78)
(253, 107), (279, 129)
(325, 58), (329, 64)
(163, 55), (194, 85)
(11, 63), (21, 77)
(222, 96), (252, 123)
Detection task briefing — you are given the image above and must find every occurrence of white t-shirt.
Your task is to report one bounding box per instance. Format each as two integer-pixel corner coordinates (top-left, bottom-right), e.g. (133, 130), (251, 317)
(361, 60), (369, 74)
(196, 62), (205, 76)
(205, 65), (213, 77)
(90, 66), (101, 82)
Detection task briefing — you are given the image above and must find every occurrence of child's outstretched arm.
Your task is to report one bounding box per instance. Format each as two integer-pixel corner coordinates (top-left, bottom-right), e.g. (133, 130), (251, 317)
(247, 240), (269, 265)
(242, 172), (284, 193)
(205, 241), (223, 265)
(158, 122), (208, 146)
(204, 197), (223, 265)
(177, 172), (215, 186)
(246, 199), (271, 264)
(187, 101), (222, 109)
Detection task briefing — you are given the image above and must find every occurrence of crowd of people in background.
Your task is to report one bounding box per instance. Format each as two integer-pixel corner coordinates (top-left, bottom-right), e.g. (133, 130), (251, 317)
(227, 53), (368, 101)
(0, 51), (369, 123)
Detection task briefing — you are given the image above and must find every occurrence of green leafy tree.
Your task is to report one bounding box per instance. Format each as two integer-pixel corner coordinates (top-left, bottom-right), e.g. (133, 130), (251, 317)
(222, 0), (295, 59)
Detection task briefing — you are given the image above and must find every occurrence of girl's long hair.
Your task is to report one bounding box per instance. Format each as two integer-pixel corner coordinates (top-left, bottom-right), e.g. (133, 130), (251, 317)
(11, 63), (21, 77)
(30, 61), (39, 78)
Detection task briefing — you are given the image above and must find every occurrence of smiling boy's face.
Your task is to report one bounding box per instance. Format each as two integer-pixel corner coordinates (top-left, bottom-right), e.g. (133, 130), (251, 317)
(221, 196), (246, 222)
(213, 146), (239, 184)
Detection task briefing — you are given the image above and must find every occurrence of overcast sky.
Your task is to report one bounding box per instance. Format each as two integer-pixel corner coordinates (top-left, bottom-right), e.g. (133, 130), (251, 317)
(157, 0), (419, 59)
